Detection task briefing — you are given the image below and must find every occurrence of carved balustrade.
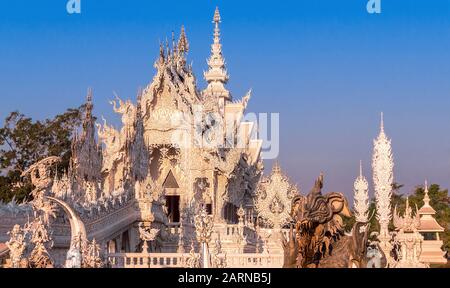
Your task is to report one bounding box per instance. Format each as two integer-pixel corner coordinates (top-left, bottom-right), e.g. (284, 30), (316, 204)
(107, 252), (283, 268)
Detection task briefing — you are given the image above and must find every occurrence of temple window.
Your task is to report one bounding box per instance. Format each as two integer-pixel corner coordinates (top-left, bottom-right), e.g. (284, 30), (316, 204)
(165, 195), (180, 223)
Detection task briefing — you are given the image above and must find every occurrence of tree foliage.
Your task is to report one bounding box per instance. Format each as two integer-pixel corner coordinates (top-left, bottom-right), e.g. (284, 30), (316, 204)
(0, 106), (85, 203)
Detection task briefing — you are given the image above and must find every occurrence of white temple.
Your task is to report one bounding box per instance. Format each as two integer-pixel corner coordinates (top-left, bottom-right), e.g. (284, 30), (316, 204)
(0, 8), (447, 269)
(0, 7), (295, 268)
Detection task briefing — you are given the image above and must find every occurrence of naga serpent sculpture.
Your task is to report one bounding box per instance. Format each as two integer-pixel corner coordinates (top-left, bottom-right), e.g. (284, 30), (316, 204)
(45, 196), (87, 268)
(282, 173), (370, 268)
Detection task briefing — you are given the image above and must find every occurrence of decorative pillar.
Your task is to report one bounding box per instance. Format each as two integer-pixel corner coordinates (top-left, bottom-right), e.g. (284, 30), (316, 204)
(194, 206), (214, 268)
(178, 220), (185, 253)
(372, 113), (394, 264)
(237, 205), (246, 253)
(353, 161), (369, 223)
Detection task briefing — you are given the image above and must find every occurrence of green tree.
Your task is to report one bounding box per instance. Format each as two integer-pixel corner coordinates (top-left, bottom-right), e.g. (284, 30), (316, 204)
(0, 106), (85, 203)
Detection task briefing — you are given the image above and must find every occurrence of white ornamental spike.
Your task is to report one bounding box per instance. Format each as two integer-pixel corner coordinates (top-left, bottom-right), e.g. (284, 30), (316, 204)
(372, 112), (395, 265)
(353, 160), (369, 223)
(372, 112), (394, 234)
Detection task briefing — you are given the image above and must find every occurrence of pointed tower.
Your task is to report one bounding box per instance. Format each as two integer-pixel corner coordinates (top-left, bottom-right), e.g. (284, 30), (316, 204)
(178, 25), (189, 55)
(353, 161), (369, 223)
(203, 7), (231, 111)
(70, 88), (103, 202)
(129, 90), (150, 183)
(372, 112), (395, 264)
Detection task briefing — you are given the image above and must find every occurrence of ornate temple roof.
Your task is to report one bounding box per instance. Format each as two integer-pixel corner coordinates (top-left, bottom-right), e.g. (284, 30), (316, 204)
(418, 181), (444, 232)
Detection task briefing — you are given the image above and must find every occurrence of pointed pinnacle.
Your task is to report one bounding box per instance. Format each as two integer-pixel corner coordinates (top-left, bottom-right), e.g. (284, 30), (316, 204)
(272, 161), (281, 174)
(380, 112), (385, 133)
(213, 6), (221, 23)
(87, 87), (93, 103)
(423, 179), (430, 204)
(359, 160), (363, 177)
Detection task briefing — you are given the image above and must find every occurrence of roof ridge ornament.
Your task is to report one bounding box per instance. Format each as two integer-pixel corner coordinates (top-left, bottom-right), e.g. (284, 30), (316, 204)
(423, 180), (430, 206)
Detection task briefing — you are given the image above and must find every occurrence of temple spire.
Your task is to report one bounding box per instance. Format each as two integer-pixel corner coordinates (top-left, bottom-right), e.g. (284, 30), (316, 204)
(359, 160), (363, 177)
(82, 88), (95, 139)
(423, 180), (430, 206)
(380, 112), (385, 134)
(178, 25), (189, 54)
(203, 7), (231, 103)
(272, 161), (281, 174)
(372, 112), (394, 264)
(86, 88), (93, 120)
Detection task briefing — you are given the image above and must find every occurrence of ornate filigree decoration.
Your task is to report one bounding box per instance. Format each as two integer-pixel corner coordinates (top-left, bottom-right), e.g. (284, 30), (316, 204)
(255, 163), (299, 230)
(211, 236), (227, 268)
(22, 156), (61, 193)
(372, 113), (395, 264)
(392, 198), (427, 268)
(185, 241), (200, 268)
(138, 223), (160, 253)
(393, 198), (421, 233)
(194, 206), (214, 244)
(25, 216), (54, 268)
(82, 238), (104, 268)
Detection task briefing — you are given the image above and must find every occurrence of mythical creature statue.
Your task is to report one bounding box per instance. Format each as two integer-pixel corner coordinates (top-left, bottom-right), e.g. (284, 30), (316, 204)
(138, 223), (160, 253)
(211, 237), (227, 268)
(5, 224), (27, 268)
(366, 243), (386, 268)
(66, 242), (82, 268)
(26, 216), (54, 268)
(185, 241), (200, 268)
(282, 174), (370, 268)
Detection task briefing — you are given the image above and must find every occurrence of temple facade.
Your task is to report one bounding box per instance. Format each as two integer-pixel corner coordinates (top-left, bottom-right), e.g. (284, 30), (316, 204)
(0, 8), (285, 267)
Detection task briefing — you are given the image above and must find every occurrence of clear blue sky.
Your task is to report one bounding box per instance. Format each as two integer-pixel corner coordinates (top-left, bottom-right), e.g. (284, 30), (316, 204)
(1, 0), (450, 201)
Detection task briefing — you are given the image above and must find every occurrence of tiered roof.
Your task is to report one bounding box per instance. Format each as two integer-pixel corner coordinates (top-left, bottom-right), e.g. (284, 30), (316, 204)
(418, 181), (444, 232)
